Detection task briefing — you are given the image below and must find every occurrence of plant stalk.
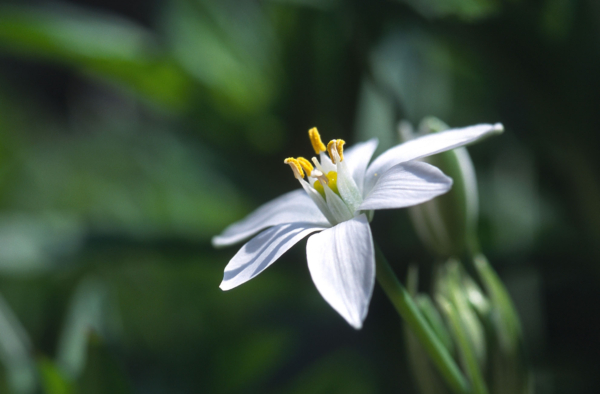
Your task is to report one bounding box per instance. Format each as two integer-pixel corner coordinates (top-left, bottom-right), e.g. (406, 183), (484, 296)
(375, 243), (471, 394)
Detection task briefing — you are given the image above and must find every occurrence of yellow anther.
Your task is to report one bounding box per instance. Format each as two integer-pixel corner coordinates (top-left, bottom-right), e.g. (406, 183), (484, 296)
(327, 140), (336, 162)
(336, 139), (345, 162)
(313, 171), (339, 198)
(327, 139), (345, 163)
(308, 127), (326, 154)
(296, 157), (314, 176)
(284, 158), (304, 179)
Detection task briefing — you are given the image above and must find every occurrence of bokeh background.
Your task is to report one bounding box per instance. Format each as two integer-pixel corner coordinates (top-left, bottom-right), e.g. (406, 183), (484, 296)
(0, 0), (599, 393)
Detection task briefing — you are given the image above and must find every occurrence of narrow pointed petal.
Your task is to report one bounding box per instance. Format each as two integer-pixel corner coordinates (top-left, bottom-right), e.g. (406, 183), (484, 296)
(212, 189), (329, 247)
(306, 214), (375, 329)
(359, 161), (452, 211)
(220, 222), (326, 291)
(364, 123), (502, 193)
(343, 138), (378, 193)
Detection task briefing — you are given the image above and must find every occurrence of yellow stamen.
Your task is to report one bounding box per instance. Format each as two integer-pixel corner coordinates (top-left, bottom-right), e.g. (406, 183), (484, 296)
(336, 139), (345, 162)
(308, 127), (326, 154)
(296, 157), (314, 176)
(313, 171), (339, 198)
(284, 158), (304, 179)
(327, 139), (345, 163)
(327, 140), (337, 162)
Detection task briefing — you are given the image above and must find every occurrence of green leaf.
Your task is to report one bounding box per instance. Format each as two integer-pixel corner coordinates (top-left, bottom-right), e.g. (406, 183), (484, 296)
(0, 214), (83, 275)
(473, 255), (521, 354)
(7, 125), (246, 241)
(164, 0), (279, 115)
(0, 293), (37, 394)
(396, 0), (499, 21)
(57, 277), (112, 380)
(440, 262), (487, 368)
(473, 255), (533, 394)
(0, 5), (192, 109)
(38, 357), (73, 394)
(435, 261), (489, 394)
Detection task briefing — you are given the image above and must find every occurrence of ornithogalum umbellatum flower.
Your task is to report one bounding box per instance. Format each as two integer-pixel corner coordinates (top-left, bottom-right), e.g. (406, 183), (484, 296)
(213, 124), (503, 329)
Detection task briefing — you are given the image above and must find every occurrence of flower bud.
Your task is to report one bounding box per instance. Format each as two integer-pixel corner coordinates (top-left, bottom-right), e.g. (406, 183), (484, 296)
(405, 258), (532, 394)
(401, 117), (479, 258)
(473, 254), (533, 394)
(404, 265), (454, 394)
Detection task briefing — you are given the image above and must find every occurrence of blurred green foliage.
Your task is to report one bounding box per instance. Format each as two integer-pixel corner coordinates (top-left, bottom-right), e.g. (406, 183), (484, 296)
(0, 0), (599, 393)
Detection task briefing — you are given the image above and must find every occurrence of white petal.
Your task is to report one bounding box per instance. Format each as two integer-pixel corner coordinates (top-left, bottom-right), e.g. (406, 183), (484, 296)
(323, 184), (354, 224)
(359, 161), (452, 211)
(212, 189), (329, 247)
(319, 151), (336, 173)
(298, 178), (337, 225)
(306, 214), (375, 329)
(364, 123), (502, 193)
(343, 138), (378, 193)
(335, 160), (362, 213)
(220, 222), (326, 291)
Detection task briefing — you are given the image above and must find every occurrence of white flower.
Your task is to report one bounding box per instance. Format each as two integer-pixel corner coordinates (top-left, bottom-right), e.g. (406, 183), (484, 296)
(213, 124), (503, 329)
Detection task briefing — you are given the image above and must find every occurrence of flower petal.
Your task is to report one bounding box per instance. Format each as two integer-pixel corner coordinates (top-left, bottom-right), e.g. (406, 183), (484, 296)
(343, 138), (378, 193)
(364, 123), (502, 193)
(212, 189), (329, 247)
(319, 151), (336, 174)
(323, 183), (354, 224)
(359, 161), (452, 211)
(220, 222), (326, 291)
(306, 214), (375, 329)
(335, 160), (362, 213)
(298, 178), (337, 225)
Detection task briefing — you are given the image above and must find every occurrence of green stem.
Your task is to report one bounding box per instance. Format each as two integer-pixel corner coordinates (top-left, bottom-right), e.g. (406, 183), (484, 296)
(374, 244), (471, 394)
(443, 300), (489, 394)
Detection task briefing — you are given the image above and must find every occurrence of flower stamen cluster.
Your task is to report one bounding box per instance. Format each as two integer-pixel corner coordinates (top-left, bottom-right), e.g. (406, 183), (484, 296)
(284, 128), (362, 225)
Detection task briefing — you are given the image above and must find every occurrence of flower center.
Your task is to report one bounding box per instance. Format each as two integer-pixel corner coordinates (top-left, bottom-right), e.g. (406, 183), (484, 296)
(285, 128), (345, 199)
(313, 171), (338, 197)
(284, 127), (363, 225)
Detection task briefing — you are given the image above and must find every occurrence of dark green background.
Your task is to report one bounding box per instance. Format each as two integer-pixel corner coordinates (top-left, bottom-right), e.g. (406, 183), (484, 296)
(0, 0), (599, 393)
